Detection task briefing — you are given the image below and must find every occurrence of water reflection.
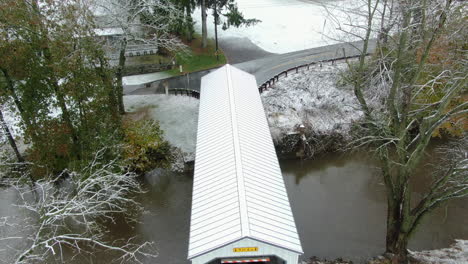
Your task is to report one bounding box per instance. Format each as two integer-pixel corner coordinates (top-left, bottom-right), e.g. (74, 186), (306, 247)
(1, 154), (467, 264)
(281, 153), (468, 262)
(137, 171), (193, 264)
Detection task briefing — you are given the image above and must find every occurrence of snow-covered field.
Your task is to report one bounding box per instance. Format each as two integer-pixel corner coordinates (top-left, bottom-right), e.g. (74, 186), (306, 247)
(261, 61), (362, 142)
(193, 0), (370, 54)
(124, 95), (199, 155)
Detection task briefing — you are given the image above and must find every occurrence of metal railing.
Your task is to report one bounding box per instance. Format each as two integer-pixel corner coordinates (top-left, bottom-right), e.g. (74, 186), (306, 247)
(257, 54), (367, 93)
(168, 88), (200, 99)
(132, 54), (367, 100)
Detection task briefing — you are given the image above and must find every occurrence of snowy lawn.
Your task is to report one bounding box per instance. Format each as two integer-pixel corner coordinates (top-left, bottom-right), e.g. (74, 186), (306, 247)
(193, 0), (372, 54)
(124, 95), (199, 155)
(261, 61), (362, 142)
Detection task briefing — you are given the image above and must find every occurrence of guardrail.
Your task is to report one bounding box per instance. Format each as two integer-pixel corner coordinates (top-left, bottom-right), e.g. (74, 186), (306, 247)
(130, 54), (367, 100)
(257, 54), (366, 93)
(168, 88), (200, 99)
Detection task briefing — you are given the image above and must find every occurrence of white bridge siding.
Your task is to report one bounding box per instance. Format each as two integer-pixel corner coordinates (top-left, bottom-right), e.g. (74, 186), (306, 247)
(188, 65), (303, 264)
(191, 238), (299, 264)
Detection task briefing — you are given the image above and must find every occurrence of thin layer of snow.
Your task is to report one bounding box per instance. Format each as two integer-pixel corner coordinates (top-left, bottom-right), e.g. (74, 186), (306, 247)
(0, 102), (60, 154)
(124, 95), (199, 155)
(94, 27), (124, 36)
(123, 72), (172, 86)
(193, 0), (372, 54)
(1, 105), (22, 140)
(261, 61), (362, 142)
(410, 240), (468, 264)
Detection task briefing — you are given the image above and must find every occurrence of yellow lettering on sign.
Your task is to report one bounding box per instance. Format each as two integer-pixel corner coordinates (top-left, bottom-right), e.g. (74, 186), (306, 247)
(233, 247), (258, 252)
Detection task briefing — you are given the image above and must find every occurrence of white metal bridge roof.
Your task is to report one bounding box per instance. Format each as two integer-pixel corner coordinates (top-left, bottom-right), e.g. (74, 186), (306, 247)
(188, 65), (303, 259)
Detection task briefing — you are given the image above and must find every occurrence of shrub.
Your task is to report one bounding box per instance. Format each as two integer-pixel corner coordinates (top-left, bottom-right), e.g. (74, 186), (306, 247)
(123, 119), (172, 174)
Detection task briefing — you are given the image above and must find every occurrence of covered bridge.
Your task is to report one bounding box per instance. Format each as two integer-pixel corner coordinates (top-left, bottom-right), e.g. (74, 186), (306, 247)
(188, 65), (303, 264)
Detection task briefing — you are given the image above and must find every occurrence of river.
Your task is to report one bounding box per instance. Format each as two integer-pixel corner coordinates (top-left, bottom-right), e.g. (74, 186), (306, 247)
(2, 152), (463, 264)
(1, 153), (467, 263)
(129, 153), (467, 263)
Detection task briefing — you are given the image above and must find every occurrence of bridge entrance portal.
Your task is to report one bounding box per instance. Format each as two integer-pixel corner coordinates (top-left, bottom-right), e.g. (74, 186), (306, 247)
(208, 255), (285, 264)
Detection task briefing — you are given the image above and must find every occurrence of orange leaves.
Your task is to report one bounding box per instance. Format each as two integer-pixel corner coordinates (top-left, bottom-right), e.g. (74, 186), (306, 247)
(432, 94), (468, 138)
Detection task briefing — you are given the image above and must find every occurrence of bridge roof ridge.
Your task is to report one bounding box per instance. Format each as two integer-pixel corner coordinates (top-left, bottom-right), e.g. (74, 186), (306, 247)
(225, 64), (251, 238)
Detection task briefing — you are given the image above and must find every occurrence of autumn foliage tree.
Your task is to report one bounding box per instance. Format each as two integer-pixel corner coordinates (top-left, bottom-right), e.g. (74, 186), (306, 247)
(0, 0), (121, 177)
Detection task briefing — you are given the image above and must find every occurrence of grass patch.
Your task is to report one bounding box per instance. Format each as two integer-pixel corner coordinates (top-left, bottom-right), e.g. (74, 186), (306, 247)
(125, 54), (171, 66)
(166, 34), (226, 75)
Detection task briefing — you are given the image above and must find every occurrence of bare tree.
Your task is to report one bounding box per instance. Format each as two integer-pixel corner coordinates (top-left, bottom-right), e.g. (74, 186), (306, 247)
(337, 0), (467, 262)
(91, 0), (187, 114)
(0, 148), (157, 263)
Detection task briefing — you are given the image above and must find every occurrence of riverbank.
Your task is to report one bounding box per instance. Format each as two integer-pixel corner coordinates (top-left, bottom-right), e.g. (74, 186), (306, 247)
(261, 60), (363, 158)
(304, 240), (468, 263)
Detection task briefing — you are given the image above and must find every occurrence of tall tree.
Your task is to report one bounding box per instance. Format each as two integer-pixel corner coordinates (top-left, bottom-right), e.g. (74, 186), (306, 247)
(198, 0), (260, 50)
(201, 0), (208, 48)
(342, 0), (467, 262)
(0, 0), (123, 175)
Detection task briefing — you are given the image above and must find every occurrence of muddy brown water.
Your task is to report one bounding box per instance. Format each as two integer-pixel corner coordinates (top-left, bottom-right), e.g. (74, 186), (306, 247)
(1, 153), (467, 263)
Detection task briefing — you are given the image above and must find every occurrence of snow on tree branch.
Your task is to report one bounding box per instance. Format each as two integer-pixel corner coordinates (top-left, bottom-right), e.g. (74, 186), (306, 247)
(90, 0), (187, 52)
(0, 148), (157, 263)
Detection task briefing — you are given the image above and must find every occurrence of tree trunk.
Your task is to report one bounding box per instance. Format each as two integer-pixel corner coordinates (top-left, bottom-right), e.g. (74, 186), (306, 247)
(385, 187), (412, 263)
(40, 29), (81, 159)
(186, 3), (193, 41)
(214, 4), (219, 61)
(96, 56), (120, 126)
(116, 38), (127, 115)
(0, 108), (24, 163)
(0, 68), (40, 142)
(51, 80), (81, 157)
(201, 0), (207, 48)
(386, 222), (410, 263)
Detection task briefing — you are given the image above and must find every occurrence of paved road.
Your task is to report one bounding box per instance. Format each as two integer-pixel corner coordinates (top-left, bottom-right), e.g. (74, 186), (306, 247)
(124, 40), (376, 95)
(236, 39), (377, 86)
(219, 37), (276, 64)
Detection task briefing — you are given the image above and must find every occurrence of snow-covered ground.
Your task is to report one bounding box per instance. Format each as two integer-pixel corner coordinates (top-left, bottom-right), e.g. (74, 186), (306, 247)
(1, 104), (22, 140)
(410, 240), (468, 264)
(261, 61), (362, 142)
(2, 95), (199, 159)
(124, 95), (199, 155)
(122, 72), (171, 86)
(193, 0), (371, 54)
